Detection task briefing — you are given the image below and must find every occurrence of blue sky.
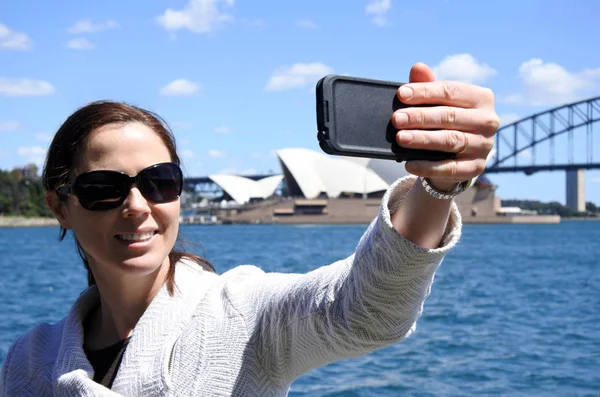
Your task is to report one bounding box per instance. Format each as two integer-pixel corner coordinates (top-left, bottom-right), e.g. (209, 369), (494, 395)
(1, 0), (599, 204)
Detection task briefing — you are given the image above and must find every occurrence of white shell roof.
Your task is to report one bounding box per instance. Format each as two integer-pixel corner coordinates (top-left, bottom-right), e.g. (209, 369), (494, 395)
(209, 146), (491, 204)
(208, 174), (284, 204)
(276, 148), (407, 199)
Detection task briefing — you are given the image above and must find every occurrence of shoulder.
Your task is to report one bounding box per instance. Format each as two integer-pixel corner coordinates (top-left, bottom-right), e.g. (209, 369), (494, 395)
(175, 261), (270, 312)
(219, 264), (305, 296)
(212, 265), (271, 304)
(221, 264), (268, 280)
(2, 319), (65, 388)
(212, 264), (272, 308)
(180, 262), (269, 290)
(7, 318), (65, 358)
(216, 264), (313, 321)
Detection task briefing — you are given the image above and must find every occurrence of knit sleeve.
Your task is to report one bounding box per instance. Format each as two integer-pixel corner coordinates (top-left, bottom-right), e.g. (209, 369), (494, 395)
(224, 175), (462, 387)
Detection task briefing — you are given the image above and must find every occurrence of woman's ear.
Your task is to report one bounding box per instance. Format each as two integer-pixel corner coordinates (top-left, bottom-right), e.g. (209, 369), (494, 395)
(45, 191), (72, 230)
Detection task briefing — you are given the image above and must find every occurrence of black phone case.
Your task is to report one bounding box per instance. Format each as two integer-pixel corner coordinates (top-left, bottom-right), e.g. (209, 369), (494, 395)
(316, 74), (455, 162)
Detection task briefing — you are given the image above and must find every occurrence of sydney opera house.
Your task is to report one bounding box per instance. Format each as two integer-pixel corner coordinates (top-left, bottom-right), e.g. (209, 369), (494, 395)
(183, 148), (507, 225)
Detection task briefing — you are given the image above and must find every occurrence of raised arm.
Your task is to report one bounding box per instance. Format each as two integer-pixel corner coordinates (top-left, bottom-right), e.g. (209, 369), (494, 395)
(224, 179), (460, 387)
(224, 63), (498, 388)
(391, 63), (498, 249)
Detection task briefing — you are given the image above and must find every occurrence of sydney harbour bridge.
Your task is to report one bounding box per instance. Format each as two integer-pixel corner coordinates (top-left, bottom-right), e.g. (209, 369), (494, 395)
(486, 96), (600, 211)
(184, 96), (600, 212)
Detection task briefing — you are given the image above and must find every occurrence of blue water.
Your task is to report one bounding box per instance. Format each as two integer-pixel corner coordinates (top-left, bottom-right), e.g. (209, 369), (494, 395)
(0, 221), (599, 396)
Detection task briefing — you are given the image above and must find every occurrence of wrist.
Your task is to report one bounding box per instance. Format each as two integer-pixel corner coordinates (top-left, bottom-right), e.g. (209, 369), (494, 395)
(418, 177), (473, 200)
(426, 178), (459, 192)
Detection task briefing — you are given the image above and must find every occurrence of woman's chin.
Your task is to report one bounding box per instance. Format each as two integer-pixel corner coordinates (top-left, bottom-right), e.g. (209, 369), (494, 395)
(114, 254), (169, 276)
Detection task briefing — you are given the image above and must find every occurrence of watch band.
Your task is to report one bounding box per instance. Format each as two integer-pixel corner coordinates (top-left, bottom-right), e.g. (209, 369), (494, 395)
(420, 177), (472, 200)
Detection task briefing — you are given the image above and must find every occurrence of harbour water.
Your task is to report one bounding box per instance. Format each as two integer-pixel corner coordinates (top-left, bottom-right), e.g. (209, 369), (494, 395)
(0, 221), (598, 396)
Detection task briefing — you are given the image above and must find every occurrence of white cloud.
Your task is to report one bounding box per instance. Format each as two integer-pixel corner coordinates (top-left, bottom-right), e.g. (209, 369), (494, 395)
(505, 59), (600, 106)
(504, 94), (521, 104)
(209, 149), (226, 158)
(17, 146), (46, 156)
(17, 146), (47, 166)
(0, 23), (33, 50)
(66, 38), (95, 50)
(499, 113), (521, 126)
(240, 168), (257, 176)
(0, 78), (55, 97)
(214, 125), (232, 134)
(217, 167), (236, 174)
(181, 149), (195, 159)
(265, 62), (334, 92)
(0, 121), (22, 131)
(296, 19), (318, 29)
(160, 79), (202, 96)
(35, 133), (53, 142)
(67, 19), (119, 34)
(366, 0), (392, 26)
(157, 0), (235, 35)
(433, 54), (496, 84)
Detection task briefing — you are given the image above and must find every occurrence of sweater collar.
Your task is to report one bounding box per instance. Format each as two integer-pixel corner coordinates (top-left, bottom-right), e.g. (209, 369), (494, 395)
(52, 260), (215, 395)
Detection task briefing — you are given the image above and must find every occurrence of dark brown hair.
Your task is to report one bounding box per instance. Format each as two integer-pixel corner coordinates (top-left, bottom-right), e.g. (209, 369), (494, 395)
(42, 100), (214, 295)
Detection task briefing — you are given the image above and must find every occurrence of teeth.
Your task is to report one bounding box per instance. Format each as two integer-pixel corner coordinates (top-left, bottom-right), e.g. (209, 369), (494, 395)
(118, 232), (154, 242)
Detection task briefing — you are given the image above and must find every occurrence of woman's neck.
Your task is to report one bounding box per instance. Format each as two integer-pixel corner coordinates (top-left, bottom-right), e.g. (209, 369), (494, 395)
(84, 260), (170, 350)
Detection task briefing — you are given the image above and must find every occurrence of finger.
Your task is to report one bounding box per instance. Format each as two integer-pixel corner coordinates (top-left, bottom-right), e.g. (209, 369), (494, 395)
(396, 130), (494, 157)
(393, 107), (500, 136)
(409, 62), (436, 83)
(397, 80), (495, 109)
(405, 158), (488, 182)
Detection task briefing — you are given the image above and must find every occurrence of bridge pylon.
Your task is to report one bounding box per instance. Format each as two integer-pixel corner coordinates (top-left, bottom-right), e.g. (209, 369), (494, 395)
(566, 169), (585, 212)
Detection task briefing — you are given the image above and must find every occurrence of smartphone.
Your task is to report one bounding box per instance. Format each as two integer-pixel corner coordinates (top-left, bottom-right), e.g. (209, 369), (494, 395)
(316, 74), (455, 162)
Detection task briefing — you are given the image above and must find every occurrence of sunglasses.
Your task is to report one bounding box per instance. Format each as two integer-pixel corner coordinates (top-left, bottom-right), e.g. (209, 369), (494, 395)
(57, 162), (183, 211)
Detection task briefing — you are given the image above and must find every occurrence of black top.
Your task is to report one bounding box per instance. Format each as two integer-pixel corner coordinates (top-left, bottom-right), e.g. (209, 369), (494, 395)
(83, 305), (131, 389)
(84, 336), (131, 388)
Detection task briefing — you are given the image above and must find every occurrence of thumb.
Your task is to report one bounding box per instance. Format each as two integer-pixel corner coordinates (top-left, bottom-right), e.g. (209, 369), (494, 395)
(409, 62), (436, 83)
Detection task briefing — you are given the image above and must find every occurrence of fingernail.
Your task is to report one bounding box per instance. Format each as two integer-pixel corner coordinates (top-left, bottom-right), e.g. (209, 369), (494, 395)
(397, 131), (413, 144)
(395, 112), (408, 125)
(399, 85), (413, 99)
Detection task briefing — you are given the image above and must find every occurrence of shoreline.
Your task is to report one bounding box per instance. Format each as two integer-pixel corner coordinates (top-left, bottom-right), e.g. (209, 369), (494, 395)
(0, 217), (59, 228)
(1, 215), (597, 228)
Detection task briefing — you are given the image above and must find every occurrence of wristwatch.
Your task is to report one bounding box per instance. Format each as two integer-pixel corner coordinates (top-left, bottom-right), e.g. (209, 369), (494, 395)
(420, 177), (473, 200)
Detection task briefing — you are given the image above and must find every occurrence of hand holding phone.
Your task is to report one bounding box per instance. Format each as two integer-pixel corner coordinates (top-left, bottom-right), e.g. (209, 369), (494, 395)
(316, 75), (455, 162)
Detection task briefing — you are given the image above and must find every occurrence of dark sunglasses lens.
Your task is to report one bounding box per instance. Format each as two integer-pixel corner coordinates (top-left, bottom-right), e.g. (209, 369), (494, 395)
(74, 172), (128, 210)
(138, 164), (182, 203)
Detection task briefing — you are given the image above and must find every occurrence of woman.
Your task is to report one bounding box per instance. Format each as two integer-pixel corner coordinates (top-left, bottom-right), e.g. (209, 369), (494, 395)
(0, 63), (498, 396)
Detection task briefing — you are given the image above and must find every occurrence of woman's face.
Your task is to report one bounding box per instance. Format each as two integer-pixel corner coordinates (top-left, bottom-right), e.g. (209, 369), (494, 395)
(61, 122), (180, 282)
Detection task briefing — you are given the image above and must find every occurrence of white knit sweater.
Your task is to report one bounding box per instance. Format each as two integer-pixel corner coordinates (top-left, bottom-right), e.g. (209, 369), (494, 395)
(0, 176), (462, 396)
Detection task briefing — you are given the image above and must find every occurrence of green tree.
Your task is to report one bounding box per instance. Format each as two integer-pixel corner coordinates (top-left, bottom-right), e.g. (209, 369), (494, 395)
(501, 199), (594, 217)
(0, 167), (53, 217)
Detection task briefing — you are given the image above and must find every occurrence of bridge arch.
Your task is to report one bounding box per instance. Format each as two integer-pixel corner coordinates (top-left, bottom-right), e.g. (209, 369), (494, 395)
(487, 96), (600, 174)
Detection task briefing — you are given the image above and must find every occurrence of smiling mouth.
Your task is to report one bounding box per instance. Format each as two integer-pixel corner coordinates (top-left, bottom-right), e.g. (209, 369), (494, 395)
(115, 231), (157, 242)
